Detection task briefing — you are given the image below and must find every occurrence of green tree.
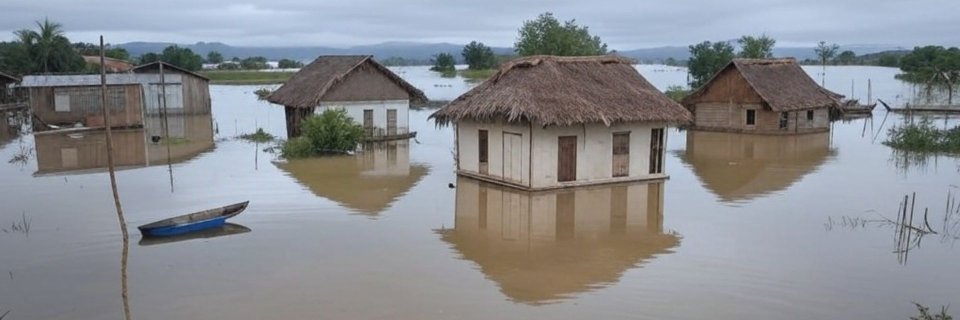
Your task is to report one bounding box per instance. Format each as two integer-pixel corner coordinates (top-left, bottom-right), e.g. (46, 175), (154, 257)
(898, 46), (960, 104)
(461, 41), (497, 70)
(206, 51), (224, 64)
(430, 52), (456, 73)
(515, 12), (607, 56)
(13, 19), (84, 74)
(0, 41), (34, 75)
(737, 34), (776, 59)
(278, 58), (304, 69)
(814, 41), (839, 86)
(281, 108), (365, 158)
(74, 42), (129, 61)
(878, 54), (901, 67)
(687, 41), (735, 88)
(835, 50), (856, 65)
(146, 45), (204, 71)
(240, 56), (269, 69)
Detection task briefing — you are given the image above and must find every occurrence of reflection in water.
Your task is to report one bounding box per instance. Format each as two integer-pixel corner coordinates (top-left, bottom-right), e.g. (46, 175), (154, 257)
(439, 178), (679, 304)
(138, 223), (251, 246)
(276, 140), (428, 215)
(33, 115), (214, 175)
(678, 131), (836, 202)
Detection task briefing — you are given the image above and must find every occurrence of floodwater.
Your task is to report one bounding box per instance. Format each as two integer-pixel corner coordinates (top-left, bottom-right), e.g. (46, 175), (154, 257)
(1, 66), (959, 319)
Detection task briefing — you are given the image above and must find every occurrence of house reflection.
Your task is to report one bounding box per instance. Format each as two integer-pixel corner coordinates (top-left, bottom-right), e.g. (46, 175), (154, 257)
(33, 114), (214, 175)
(276, 140), (428, 215)
(439, 177), (679, 304)
(678, 131), (835, 202)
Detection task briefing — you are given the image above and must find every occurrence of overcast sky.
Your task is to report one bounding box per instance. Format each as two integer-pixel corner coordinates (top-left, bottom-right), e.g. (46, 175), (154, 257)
(1, 0), (958, 49)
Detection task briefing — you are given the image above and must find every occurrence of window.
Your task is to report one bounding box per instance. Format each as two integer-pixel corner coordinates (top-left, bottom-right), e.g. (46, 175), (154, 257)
(478, 129), (488, 174)
(806, 110), (814, 121)
(745, 109), (756, 126)
(54, 93), (70, 112)
(779, 112), (789, 129)
(612, 132), (630, 177)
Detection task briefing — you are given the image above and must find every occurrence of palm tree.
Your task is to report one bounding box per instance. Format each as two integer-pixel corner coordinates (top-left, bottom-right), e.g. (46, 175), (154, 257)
(16, 18), (71, 73)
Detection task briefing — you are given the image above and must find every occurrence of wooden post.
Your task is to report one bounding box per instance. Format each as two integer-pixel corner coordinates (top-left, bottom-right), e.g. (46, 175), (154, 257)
(99, 35), (132, 320)
(159, 63), (174, 192)
(867, 79), (872, 105)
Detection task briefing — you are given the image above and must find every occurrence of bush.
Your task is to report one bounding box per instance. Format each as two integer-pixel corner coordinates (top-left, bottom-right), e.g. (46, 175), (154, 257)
(239, 128), (274, 143)
(280, 136), (313, 158)
(281, 108), (365, 158)
(884, 118), (960, 153)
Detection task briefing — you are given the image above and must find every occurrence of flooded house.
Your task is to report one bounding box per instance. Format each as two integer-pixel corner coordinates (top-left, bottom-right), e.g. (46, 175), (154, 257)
(267, 55), (428, 139)
(21, 74), (145, 130)
(20, 61), (211, 131)
(276, 141), (429, 215)
(439, 177), (678, 303)
(682, 58), (839, 134)
(678, 130), (834, 202)
(431, 55), (692, 190)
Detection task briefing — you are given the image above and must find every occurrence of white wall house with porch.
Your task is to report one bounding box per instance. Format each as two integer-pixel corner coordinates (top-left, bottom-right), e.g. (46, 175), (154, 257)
(432, 55), (691, 190)
(267, 55), (427, 139)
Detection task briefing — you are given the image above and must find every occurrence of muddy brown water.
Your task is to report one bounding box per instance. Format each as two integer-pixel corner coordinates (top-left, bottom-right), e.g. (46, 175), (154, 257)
(0, 66), (958, 319)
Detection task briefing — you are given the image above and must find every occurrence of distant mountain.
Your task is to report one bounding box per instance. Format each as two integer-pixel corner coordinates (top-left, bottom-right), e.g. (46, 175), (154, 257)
(117, 41), (514, 63)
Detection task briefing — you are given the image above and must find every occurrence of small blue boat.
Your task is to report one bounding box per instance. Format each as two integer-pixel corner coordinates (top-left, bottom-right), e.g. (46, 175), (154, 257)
(138, 201), (249, 237)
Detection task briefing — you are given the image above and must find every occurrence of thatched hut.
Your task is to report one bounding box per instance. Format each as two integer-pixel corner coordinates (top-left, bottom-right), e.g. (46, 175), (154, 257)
(267, 55), (427, 139)
(439, 178), (678, 304)
(431, 55), (692, 190)
(682, 58), (839, 134)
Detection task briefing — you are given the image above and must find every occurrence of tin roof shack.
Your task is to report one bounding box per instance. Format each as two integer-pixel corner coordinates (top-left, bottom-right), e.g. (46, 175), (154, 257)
(132, 61), (211, 116)
(21, 74), (144, 131)
(267, 55), (427, 139)
(431, 55), (692, 190)
(682, 58), (839, 135)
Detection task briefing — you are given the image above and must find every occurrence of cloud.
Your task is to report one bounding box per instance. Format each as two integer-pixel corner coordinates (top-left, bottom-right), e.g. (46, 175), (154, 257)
(0, 0), (957, 48)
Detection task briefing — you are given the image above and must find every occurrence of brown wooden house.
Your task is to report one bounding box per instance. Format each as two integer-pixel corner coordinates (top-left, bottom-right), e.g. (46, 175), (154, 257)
(132, 61), (212, 116)
(267, 55), (427, 138)
(20, 74), (145, 130)
(682, 58), (839, 134)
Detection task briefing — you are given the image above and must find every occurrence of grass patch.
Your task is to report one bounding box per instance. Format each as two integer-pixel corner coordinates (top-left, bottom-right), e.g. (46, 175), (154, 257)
(198, 71), (296, 85)
(239, 128), (275, 143)
(458, 68), (496, 80)
(884, 118), (960, 153)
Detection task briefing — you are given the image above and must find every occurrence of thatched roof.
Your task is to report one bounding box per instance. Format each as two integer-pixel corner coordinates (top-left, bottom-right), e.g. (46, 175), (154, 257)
(267, 55), (427, 108)
(430, 55), (692, 127)
(685, 58), (839, 112)
(133, 61), (209, 81)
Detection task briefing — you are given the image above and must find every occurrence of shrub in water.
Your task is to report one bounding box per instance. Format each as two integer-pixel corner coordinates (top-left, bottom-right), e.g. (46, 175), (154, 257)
(884, 118), (960, 153)
(281, 108), (364, 158)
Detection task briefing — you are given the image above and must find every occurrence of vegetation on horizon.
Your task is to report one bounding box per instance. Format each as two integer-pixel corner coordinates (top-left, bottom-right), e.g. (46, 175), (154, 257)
(199, 70), (294, 85)
(281, 108), (365, 158)
(430, 52), (456, 75)
(896, 46), (960, 104)
(0, 18), (85, 75)
(239, 128), (275, 143)
(462, 41), (497, 70)
(884, 118), (960, 154)
(515, 12), (607, 56)
(139, 45), (203, 71)
(686, 34), (776, 88)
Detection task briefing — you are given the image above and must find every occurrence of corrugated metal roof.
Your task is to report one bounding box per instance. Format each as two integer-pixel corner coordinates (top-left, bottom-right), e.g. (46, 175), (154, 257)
(19, 73), (185, 88)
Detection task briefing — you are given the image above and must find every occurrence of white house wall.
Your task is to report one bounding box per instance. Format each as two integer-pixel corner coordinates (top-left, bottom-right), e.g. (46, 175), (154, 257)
(457, 120), (532, 187)
(318, 99), (409, 135)
(529, 122), (666, 189)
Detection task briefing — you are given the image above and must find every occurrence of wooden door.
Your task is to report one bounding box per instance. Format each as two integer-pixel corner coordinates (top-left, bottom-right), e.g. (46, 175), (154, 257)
(363, 109), (374, 135)
(649, 128), (664, 174)
(478, 130), (488, 174)
(557, 136), (577, 182)
(386, 109), (397, 135)
(612, 132), (630, 177)
(502, 132), (523, 182)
